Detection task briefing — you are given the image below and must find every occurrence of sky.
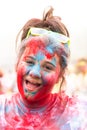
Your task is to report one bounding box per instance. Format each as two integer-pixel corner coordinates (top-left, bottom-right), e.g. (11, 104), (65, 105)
(0, 0), (87, 71)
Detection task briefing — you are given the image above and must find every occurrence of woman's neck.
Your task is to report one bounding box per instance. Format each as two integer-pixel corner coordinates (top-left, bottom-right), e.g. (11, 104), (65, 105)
(20, 94), (52, 110)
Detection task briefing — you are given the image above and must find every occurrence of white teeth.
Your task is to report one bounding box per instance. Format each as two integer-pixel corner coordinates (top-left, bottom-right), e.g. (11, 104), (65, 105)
(23, 79), (42, 92)
(25, 79), (41, 86)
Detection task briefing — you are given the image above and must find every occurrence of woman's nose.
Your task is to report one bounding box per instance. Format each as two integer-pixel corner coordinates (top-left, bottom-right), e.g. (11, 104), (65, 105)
(29, 65), (41, 78)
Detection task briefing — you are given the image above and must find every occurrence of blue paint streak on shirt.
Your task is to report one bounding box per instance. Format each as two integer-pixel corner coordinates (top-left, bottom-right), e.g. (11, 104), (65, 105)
(61, 123), (71, 130)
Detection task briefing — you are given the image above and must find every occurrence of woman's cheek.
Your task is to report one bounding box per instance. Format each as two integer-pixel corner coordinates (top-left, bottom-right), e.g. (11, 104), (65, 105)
(43, 72), (58, 86)
(17, 62), (27, 76)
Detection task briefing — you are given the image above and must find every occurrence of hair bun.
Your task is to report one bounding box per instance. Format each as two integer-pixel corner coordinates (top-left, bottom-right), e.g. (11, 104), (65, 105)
(43, 6), (54, 21)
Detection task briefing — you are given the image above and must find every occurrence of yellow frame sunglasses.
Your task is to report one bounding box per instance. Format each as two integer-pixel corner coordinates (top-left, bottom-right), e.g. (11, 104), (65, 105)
(26, 27), (70, 46)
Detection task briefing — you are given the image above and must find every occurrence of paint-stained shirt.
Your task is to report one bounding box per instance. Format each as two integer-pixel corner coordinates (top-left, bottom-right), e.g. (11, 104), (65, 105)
(0, 93), (87, 130)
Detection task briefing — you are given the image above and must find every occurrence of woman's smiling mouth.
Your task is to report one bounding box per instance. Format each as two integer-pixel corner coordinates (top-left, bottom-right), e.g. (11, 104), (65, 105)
(23, 78), (42, 92)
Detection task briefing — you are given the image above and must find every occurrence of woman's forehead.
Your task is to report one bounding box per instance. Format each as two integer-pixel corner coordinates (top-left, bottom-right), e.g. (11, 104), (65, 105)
(26, 36), (49, 47)
(23, 47), (60, 64)
(25, 37), (56, 58)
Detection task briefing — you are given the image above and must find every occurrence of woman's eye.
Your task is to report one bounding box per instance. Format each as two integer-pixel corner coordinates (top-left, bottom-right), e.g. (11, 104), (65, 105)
(44, 65), (53, 71)
(26, 61), (34, 65)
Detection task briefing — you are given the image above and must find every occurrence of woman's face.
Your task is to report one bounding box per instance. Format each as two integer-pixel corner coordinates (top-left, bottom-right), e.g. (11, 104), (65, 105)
(16, 38), (61, 101)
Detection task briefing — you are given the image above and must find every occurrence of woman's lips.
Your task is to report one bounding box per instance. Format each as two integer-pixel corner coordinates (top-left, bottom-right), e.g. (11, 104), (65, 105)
(23, 79), (42, 92)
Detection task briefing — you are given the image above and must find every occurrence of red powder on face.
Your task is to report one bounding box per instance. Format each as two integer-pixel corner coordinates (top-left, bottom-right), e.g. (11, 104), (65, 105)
(26, 38), (54, 59)
(27, 38), (45, 54)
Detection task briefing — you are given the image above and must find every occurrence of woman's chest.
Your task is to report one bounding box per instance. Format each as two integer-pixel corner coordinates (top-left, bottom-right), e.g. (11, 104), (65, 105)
(2, 106), (66, 130)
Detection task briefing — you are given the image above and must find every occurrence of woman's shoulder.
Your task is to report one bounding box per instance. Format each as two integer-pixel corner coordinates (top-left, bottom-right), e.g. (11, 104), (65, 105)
(50, 92), (87, 129)
(0, 92), (19, 105)
(56, 92), (87, 129)
(64, 94), (87, 129)
(0, 92), (19, 115)
(53, 92), (87, 118)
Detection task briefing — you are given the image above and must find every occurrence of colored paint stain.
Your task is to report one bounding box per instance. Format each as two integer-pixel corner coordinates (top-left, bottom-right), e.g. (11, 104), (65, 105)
(26, 38), (54, 59)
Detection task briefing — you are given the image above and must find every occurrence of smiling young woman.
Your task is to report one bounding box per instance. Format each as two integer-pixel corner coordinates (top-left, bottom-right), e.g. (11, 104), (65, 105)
(0, 6), (87, 130)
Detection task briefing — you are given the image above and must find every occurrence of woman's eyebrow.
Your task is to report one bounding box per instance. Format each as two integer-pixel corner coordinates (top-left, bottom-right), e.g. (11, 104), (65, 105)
(45, 61), (56, 67)
(26, 56), (36, 60)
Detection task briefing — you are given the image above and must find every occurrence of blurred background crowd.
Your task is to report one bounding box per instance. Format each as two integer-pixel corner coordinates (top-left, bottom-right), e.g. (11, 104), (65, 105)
(0, 68), (18, 95)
